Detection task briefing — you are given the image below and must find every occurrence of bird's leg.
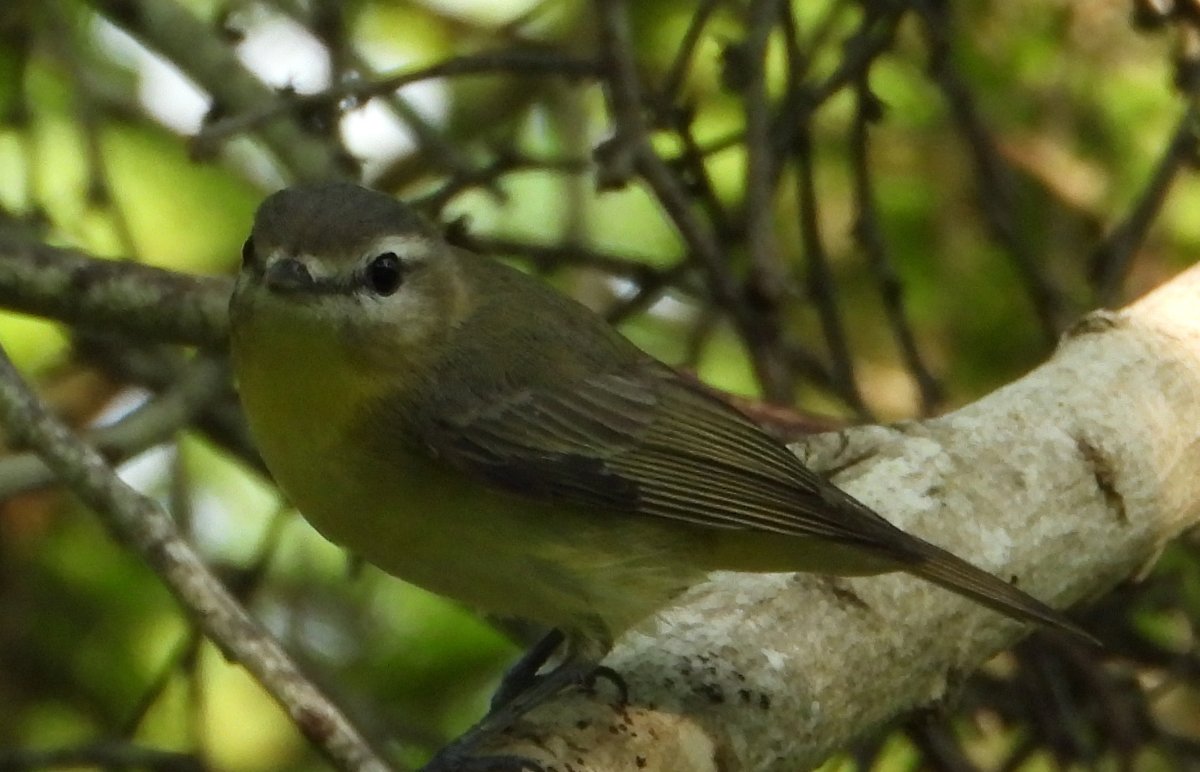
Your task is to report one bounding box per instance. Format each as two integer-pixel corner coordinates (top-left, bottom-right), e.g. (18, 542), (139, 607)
(421, 636), (616, 772)
(489, 628), (566, 712)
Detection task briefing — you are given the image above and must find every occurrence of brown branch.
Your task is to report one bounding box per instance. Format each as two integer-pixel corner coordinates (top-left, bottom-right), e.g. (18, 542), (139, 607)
(593, 0), (793, 400)
(451, 232), (674, 284)
(0, 356), (230, 499)
(195, 47), (600, 150)
(850, 77), (944, 415)
(73, 336), (264, 475)
(769, 3), (904, 161)
(84, 0), (354, 181)
(915, 0), (1070, 342)
(793, 127), (870, 417)
(415, 152), (590, 214)
(0, 238), (230, 348)
(740, 0), (790, 306)
(653, 0), (724, 117)
(668, 110), (737, 242)
(1090, 101), (1200, 304)
(0, 345), (398, 772)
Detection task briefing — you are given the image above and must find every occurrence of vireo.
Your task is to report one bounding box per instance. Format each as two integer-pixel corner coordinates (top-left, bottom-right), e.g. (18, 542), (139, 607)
(229, 182), (1091, 763)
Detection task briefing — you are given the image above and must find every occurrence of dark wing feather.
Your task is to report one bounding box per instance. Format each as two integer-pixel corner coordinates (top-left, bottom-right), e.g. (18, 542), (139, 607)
(423, 360), (907, 552)
(419, 360), (1100, 643)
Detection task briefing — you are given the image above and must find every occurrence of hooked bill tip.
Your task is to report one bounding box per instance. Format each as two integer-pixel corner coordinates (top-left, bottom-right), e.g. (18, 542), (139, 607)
(264, 257), (315, 294)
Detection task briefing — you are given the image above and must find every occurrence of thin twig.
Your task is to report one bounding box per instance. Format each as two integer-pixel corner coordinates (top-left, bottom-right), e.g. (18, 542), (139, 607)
(793, 126), (870, 417)
(47, 1), (139, 255)
(452, 232), (672, 285)
(415, 152), (590, 214)
(196, 48), (600, 149)
(0, 356), (230, 499)
(770, 3), (905, 161)
(654, 0), (724, 118)
(669, 110), (737, 241)
(593, 0), (793, 401)
(85, 0), (353, 181)
(0, 346), (397, 772)
(1090, 100), (1200, 304)
(850, 77), (943, 414)
(262, 0), (475, 184)
(915, 0), (1069, 342)
(73, 337), (263, 474)
(120, 629), (203, 737)
(741, 0), (789, 300)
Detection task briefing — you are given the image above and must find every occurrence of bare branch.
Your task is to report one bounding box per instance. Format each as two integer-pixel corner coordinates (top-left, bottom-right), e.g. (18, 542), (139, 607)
(0, 346), (397, 772)
(84, 0), (354, 181)
(915, 0), (1070, 341)
(593, 0), (793, 400)
(0, 356), (229, 499)
(793, 128), (869, 417)
(1090, 100), (1200, 304)
(196, 47), (600, 150)
(0, 238), (230, 348)
(849, 78), (944, 414)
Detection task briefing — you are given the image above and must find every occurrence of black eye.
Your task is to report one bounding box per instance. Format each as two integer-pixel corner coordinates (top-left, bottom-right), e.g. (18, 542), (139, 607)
(241, 237), (255, 267)
(367, 252), (404, 295)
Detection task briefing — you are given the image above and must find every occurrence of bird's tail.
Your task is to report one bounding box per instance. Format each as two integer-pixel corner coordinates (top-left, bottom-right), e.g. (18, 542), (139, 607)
(907, 541), (1098, 646)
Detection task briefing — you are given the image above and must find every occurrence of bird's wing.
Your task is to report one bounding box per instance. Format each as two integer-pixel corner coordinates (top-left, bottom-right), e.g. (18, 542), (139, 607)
(422, 361), (898, 549)
(420, 361), (1101, 643)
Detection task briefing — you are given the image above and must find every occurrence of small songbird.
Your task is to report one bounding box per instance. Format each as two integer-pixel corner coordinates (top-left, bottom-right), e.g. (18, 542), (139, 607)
(229, 182), (1091, 762)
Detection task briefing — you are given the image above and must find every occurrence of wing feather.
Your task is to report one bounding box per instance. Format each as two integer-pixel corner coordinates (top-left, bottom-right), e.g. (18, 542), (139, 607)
(422, 360), (906, 553)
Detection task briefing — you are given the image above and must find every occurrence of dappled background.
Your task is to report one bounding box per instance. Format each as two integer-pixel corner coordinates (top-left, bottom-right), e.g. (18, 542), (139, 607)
(0, 0), (1199, 770)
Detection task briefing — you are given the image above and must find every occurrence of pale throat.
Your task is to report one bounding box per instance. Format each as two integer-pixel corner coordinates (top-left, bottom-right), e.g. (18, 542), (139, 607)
(231, 301), (392, 477)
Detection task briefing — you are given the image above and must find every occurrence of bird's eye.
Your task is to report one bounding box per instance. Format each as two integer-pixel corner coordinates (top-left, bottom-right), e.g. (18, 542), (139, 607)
(241, 238), (255, 267)
(367, 252), (404, 295)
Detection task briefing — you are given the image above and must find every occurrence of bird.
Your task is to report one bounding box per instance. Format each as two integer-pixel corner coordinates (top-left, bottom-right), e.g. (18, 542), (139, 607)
(229, 182), (1092, 767)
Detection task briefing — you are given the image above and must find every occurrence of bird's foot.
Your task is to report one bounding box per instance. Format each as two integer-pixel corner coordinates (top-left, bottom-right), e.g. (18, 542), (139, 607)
(424, 635), (619, 772)
(583, 664), (628, 705)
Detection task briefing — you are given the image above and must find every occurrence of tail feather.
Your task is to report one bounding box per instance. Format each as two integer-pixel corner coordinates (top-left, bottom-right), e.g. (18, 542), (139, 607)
(906, 542), (1098, 646)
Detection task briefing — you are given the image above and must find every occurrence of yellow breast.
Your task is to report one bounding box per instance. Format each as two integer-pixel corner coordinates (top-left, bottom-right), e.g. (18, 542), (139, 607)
(229, 297), (708, 642)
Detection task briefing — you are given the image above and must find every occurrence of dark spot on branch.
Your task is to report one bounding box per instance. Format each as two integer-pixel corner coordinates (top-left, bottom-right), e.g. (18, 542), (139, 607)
(695, 682), (725, 704)
(296, 706), (334, 742)
(1065, 310), (1123, 339)
(1076, 436), (1127, 523)
(816, 576), (874, 612)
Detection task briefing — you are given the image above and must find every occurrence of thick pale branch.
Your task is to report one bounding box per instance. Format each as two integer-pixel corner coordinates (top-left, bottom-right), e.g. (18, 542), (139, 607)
(485, 263), (1200, 771)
